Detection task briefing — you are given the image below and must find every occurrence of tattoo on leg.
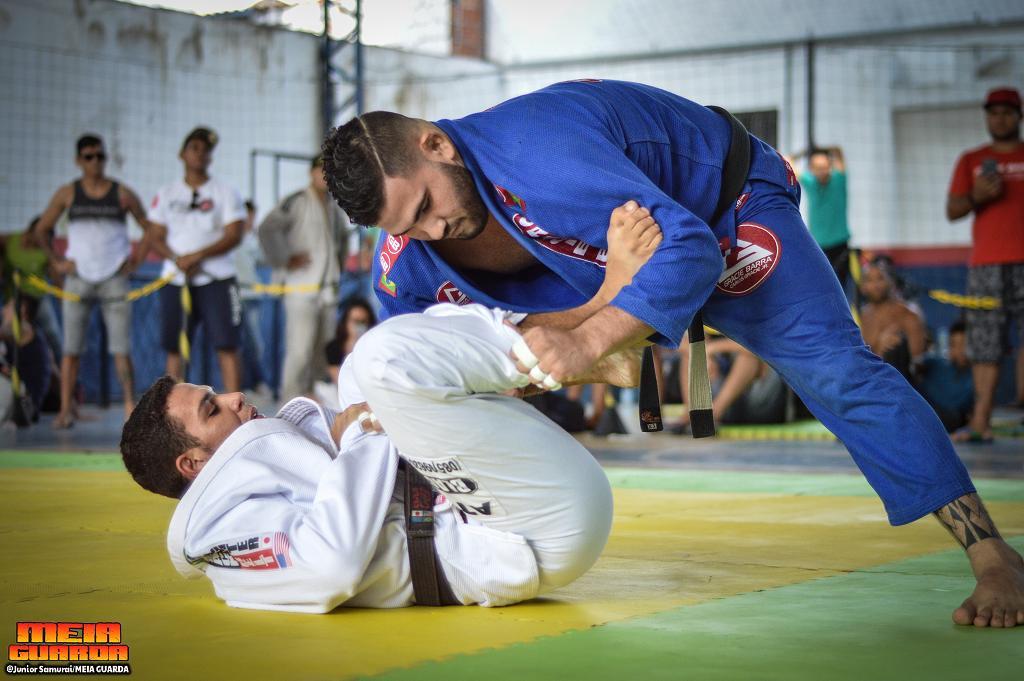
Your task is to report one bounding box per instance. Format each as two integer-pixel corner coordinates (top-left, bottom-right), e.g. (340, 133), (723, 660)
(933, 494), (1000, 550)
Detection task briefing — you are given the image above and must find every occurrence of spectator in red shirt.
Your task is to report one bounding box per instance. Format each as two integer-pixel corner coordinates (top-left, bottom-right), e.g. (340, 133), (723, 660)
(946, 87), (1024, 442)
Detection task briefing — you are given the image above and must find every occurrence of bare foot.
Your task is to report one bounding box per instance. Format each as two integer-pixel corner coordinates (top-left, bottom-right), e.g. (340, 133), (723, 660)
(601, 200), (663, 298)
(955, 540), (1024, 628)
(52, 411), (75, 429)
(583, 346), (644, 387)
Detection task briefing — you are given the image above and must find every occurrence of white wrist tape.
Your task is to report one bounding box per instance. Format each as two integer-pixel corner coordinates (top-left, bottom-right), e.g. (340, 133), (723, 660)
(542, 375), (562, 391)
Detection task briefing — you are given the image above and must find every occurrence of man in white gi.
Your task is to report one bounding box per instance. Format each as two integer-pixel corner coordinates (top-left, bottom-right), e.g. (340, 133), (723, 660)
(257, 154), (348, 400)
(119, 203), (661, 612)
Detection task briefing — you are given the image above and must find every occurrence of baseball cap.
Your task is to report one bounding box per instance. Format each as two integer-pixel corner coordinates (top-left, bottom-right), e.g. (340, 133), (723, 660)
(181, 126), (219, 151)
(311, 152), (324, 168)
(983, 87), (1021, 112)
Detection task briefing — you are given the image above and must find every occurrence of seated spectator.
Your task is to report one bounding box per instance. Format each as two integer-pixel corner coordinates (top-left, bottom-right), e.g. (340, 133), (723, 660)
(564, 383), (608, 432)
(918, 321), (974, 434)
(671, 335), (788, 434)
(0, 295), (58, 422)
(1, 218), (63, 360)
(324, 297), (376, 387)
(858, 256), (927, 380)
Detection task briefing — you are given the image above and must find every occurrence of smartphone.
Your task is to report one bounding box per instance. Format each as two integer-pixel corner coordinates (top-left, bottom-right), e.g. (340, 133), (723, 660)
(981, 158), (999, 176)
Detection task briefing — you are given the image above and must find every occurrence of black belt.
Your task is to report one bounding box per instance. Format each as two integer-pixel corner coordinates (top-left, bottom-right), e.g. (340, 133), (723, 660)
(400, 459), (460, 606)
(637, 106), (752, 437)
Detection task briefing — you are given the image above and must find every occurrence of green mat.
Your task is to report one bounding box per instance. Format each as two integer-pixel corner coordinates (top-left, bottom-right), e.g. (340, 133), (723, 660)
(364, 537), (1024, 680)
(717, 419), (836, 441)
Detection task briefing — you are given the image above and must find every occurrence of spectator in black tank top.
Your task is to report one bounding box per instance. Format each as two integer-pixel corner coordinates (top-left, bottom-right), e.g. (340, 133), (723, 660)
(33, 134), (154, 428)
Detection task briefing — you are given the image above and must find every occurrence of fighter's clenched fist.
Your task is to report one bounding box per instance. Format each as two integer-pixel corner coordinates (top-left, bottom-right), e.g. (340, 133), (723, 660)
(512, 200), (661, 389)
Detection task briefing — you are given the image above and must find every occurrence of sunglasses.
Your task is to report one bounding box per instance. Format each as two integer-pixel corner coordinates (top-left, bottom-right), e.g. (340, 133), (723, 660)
(80, 152), (107, 162)
(189, 190), (212, 212)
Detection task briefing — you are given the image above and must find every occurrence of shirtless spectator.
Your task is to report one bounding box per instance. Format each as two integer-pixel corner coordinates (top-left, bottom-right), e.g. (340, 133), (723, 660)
(858, 256), (926, 380)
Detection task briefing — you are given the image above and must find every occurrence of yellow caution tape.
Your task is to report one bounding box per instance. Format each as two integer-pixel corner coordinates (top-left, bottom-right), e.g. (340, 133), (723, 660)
(22, 274), (82, 302)
(126, 275), (174, 301)
(249, 282), (324, 295)
(9, 274), (25, 396)
(849, 249), (862, 285)
(18, 273), (324, 302)
(928, 289), (1001, 310)
(179, 285), (192, 362)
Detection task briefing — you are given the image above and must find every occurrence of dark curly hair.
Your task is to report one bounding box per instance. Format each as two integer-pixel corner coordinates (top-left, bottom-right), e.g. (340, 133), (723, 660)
(321, 111), (421, 226)
(120, 375), (202, 499)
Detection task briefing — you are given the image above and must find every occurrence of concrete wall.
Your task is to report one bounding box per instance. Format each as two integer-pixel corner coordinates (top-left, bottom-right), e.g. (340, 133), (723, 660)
(0, 0), (320, 233)
(485, 0), (1024, 64)
(2, 0), (1022, 252)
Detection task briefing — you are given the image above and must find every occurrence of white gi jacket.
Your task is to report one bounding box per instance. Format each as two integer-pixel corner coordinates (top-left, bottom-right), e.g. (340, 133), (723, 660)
(166, 396), (541, 614)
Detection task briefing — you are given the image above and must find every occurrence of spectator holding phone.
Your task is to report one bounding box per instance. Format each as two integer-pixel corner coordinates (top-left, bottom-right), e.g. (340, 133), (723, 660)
(946, 87), (1024, 442)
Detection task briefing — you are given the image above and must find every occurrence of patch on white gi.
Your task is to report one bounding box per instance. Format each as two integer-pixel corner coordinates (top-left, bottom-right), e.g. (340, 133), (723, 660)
(715, 222), (781, 296)
(191, 532), (292, 570)
(403, 456), (505, 518)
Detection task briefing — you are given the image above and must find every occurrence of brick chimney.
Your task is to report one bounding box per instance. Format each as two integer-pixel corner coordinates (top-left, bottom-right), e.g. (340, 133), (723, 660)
(451, 0), (485, 59)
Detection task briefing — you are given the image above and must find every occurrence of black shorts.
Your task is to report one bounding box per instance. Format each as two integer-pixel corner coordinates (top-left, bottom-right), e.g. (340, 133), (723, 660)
(160, 278), (242, 353)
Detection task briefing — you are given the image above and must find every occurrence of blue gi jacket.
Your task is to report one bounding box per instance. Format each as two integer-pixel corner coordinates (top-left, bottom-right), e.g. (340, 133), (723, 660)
(373, 79), (790, 346)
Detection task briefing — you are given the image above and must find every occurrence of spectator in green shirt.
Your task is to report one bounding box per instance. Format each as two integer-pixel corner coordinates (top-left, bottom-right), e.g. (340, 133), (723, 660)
(2, 217), (63, 357)
(796, 146), (851, 289)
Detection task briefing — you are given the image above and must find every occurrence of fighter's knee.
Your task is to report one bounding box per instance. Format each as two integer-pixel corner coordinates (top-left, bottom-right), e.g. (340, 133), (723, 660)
(349, 315), (423, 396)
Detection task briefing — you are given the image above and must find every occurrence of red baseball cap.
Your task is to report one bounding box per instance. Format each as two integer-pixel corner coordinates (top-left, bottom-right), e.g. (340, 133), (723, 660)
(984, 87), (1021, 111)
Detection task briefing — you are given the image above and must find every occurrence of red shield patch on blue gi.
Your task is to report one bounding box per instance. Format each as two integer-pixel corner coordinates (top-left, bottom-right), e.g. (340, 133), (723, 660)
(715, 222), (781, 296)
(435, 280), (472, 305)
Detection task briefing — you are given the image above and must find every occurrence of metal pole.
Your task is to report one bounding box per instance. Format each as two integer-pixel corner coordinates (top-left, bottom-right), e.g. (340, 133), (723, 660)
(355, 0), (364, 115)
(806, 39), (815, 152)
(272, 157), (280, 204)
(322, 0), (334, 136)
(248, 148), (256, 205)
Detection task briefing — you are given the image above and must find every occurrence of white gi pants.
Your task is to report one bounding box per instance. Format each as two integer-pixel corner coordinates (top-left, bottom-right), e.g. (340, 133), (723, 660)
(281, 289), (335, 400)
(350, 304), (613, 595)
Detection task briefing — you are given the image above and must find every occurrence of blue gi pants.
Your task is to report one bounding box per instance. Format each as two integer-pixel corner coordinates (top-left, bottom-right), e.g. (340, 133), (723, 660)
(703, 181), (975, 525)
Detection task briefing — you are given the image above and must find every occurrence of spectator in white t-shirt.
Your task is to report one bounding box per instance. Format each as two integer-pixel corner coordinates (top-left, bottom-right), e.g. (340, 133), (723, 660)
(146, 127), (246, 392)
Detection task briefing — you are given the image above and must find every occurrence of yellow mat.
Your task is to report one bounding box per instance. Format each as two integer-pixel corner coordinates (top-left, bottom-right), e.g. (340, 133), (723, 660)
(1, 466), (1020, 679)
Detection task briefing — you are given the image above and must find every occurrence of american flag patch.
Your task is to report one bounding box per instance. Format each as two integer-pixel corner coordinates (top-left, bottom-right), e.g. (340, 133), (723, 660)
(200, 532), (294, 570)
(272, 532), (291, 568)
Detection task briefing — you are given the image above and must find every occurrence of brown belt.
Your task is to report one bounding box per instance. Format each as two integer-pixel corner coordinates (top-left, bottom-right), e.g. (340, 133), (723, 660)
(400, 459), (460, 606)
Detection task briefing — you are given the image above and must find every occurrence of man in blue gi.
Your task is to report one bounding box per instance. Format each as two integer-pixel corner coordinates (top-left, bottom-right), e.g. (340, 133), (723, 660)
(321, 79), (1023, 628)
